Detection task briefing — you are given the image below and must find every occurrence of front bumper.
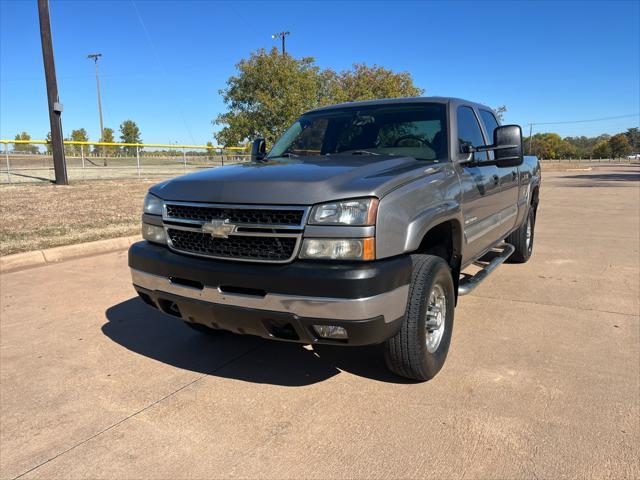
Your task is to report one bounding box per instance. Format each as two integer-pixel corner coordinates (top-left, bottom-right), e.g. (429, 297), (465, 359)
(128, 241), (412, 346)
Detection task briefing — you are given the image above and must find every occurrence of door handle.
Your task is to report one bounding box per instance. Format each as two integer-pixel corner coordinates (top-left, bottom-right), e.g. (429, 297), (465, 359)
(492, 174), (499, 186)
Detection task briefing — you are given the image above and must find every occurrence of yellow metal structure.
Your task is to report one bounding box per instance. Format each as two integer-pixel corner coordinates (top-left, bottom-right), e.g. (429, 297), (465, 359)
(0, 139), (248, 151)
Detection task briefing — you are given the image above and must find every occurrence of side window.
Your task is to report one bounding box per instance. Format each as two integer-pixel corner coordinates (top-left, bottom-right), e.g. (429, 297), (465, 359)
(479, 110), (499, 142)
(456, 106), (487, 161)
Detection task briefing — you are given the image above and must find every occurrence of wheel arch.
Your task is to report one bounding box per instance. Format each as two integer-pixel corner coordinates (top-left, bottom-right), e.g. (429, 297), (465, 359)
(413, 218), (463, 267)
(412, 218), (463, 301)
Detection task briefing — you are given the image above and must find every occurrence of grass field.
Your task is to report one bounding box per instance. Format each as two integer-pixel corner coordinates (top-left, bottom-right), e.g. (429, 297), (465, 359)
(0, 179), (159, 256)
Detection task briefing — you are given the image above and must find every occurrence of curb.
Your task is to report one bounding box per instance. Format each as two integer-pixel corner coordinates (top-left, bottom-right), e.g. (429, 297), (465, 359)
(1, 235), (142, 274)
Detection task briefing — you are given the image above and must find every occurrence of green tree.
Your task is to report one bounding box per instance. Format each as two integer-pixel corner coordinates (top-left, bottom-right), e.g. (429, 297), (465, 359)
(624, 127), (639, 152)
(95, 127), (118, 157)
(214, 48), (424, 147)
(608, 133), (632, 158)
(329, 63), (423, 103)
(68, 128), (89, 156)
(101, 127), (115, 143)
(558, 139), (578, 159)
(564, 135), (599, 158)
(13, 132), (38, 154)
(592, 140), (611, 159)
(526, 133), (565, 159)
(119, 120), (141, 155)
(214, 48), (329, 146)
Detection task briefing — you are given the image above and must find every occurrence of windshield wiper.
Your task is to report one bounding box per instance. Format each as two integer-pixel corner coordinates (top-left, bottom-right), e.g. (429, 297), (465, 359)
(349, 150), (381, 156)
(266, 152), (299, 159)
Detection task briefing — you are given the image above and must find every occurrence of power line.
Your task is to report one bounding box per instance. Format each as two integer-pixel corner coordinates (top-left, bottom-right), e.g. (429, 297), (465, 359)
(529, 113), (639, 126)
(130, 0), (196, 144)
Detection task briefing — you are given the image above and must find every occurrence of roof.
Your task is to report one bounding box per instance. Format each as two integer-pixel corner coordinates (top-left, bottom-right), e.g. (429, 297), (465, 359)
(306, 96), (493, 114)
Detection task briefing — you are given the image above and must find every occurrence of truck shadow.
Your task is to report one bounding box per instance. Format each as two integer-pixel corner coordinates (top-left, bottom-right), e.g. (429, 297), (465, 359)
(103, 298), (414, 386)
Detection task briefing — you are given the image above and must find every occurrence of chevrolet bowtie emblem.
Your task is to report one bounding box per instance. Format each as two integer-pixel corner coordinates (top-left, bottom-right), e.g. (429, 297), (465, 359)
(202, 219), (236, 239)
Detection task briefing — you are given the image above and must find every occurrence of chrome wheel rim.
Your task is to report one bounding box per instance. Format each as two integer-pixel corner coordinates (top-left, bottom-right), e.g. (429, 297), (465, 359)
(526, 215), (533, 252)
(425, 284), (447, 353)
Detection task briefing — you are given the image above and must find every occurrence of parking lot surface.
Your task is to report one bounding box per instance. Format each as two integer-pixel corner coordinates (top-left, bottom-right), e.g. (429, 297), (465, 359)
(1, 166), (638, 479)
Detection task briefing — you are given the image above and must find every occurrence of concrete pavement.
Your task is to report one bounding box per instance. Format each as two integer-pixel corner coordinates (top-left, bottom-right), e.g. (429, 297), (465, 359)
(1, 166), (638, 479)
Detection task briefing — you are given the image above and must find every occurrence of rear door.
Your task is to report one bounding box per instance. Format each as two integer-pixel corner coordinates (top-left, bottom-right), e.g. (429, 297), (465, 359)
(454, 105), (502, 264)
(478, 109), (520, 236)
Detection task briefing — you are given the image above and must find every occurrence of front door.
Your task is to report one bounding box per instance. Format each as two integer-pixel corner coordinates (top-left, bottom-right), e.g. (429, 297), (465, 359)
(478, 109), (520, 237)
(454, 106), (503, 264)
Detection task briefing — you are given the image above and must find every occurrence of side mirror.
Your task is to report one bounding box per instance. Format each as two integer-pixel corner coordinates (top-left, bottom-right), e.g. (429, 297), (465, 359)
(493, 125), (523, 167)
(251, 138), (266, 162)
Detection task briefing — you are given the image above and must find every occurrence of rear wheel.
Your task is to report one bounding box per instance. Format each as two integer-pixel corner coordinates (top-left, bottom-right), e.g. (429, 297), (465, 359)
(506, 206), (536, 263)
(384, 255), (455, 381)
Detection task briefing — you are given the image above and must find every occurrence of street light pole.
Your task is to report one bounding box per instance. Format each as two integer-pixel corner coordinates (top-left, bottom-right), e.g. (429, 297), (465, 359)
(37, 0), (68, 185)
(87, 53), (105, 165)
(271, 31), (290, 55)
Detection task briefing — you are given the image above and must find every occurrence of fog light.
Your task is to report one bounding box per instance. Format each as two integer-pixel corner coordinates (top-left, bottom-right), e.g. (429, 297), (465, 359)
(313, 325), (348, 340)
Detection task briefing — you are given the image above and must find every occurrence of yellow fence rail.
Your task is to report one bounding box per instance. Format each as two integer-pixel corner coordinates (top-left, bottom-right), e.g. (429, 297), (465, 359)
(0, 139), (248, 150)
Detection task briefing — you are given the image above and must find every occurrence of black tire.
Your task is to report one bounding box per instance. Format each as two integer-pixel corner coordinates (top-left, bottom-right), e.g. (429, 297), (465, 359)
(183, 321), (222, 335)
(384, 255), (455, 381)
(506, 206), (536, 263)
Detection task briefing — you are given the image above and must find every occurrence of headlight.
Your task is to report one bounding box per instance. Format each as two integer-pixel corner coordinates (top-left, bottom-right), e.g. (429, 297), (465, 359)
(299, 238), (375, 261)
(309, 198), (377, 226)
(142, 223), (167, 244)
(143, 193), (163, 216)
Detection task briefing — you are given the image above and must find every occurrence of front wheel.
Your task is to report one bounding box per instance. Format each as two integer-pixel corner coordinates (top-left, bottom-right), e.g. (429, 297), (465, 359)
(384, 255), (455, 381)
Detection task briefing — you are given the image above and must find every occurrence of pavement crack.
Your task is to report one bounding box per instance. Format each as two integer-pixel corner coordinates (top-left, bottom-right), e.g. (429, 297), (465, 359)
(11, 342), (266, 480)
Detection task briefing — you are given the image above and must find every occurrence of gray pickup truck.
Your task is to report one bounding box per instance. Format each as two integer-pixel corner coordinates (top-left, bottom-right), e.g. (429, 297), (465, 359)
(129, 97), (540, 381)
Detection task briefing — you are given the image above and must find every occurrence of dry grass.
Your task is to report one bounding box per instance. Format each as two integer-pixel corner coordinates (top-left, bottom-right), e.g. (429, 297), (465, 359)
(0, 179), (163, 256)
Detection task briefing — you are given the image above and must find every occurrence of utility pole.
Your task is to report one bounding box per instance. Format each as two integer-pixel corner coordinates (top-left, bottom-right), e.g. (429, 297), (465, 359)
(38, 0), (67, 185)
(528, 124), (533, 155)
(272, 31), (290, 55)
(87, 53), (105, 165)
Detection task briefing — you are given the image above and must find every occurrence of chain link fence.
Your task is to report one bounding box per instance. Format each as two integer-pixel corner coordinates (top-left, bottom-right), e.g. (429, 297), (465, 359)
(1, 141), (250, 184)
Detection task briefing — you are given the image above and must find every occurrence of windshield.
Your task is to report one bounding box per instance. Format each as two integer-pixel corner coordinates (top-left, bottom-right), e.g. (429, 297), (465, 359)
(267, 103), (448, 161)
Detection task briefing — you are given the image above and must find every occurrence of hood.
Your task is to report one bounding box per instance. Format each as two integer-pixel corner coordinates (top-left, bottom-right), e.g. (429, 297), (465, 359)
(150, 155), (439, 205)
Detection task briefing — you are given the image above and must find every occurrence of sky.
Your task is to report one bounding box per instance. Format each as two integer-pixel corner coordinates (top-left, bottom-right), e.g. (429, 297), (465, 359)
(1, 0), (639, 145)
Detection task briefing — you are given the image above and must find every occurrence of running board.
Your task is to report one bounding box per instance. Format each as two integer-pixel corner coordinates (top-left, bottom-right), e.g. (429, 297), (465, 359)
(458, 243), (515, 296)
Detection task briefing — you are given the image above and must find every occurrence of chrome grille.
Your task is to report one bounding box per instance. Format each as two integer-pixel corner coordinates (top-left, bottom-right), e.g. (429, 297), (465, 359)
(165, 204), (304, 225)
(163, 202), (307, 263)
(167, 229), (297, 261)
